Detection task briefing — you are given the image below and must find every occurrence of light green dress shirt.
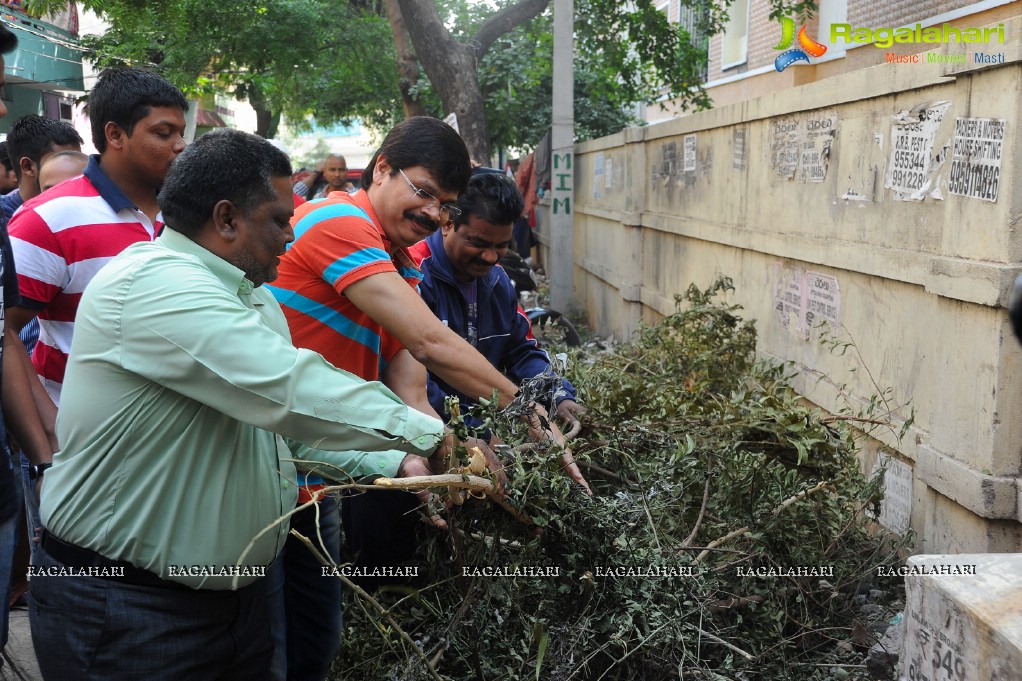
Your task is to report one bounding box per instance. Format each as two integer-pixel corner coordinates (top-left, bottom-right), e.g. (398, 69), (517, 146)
(41, 228), (443, 589)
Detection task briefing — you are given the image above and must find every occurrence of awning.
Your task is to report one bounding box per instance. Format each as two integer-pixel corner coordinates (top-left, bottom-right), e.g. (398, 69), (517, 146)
(196, 108), (227, 128)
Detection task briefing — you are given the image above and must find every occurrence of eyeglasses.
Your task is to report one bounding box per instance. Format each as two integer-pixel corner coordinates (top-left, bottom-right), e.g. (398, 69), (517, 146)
(398, 169), (462, 222)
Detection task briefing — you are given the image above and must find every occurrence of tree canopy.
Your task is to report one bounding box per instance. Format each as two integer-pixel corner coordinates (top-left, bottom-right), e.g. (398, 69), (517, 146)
(27, 0), (404, 138)
(25, 0), (818, 159)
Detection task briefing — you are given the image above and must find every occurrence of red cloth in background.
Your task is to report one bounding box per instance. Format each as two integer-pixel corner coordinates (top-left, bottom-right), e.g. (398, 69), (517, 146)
(515, 153), (538, 227)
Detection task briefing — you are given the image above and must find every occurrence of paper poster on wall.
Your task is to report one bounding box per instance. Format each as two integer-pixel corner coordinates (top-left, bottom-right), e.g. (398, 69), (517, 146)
(872, 453), (913, 535)
(593, 152), (604, 199)
(773, 263), (806, 336)
(804, 272), (841, 328)
(732, 126), (747, 170)
(651, 141), (677, 187)
(947, 117), (1005, 202)
(605, 157), (614, 189)
(774, 265), (841, 339)
(770, 118), (799, 179)
(884, 100), (951, 201)
(798, 113), (836, 183)
(683, 134), (697, 172)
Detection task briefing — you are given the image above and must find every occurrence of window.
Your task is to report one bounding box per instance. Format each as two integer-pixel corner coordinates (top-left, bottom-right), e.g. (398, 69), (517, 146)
(657, 0), (710, 83)
(678, 4), (710, 82)
(720, 0), (750, 70)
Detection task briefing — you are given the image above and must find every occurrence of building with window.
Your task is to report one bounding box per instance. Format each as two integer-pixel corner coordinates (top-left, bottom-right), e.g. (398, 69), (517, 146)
(645, 0), (1018, 124)
(0, 1), (84, 133)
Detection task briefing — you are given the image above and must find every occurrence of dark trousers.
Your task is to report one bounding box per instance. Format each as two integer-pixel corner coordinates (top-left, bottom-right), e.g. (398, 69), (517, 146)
(512, 216), (534, 259)
(340, 489), (420, 589)
(271, 495), (342, 681)
(0, 451), (23, 649)
(29, 542), (274, 681)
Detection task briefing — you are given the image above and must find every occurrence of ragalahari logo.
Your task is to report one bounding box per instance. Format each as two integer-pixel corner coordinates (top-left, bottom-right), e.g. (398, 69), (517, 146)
(774, 17), (828, 72)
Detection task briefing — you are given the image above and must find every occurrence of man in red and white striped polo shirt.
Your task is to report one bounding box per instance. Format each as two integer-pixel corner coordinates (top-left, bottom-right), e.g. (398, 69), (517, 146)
(7, 68), (188, 404)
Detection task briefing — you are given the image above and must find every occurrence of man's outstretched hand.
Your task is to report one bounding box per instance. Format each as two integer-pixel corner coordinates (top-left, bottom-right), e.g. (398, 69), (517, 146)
(523, 404), (592, 495)
(555, 399), (587, 438)
(398, 454), (447, 528)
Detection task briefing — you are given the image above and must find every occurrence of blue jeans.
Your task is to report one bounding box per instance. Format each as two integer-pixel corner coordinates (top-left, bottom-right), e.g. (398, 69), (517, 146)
(20, 453), (42, 565)
(29, 542), (274, 680)
(270, 495), (342, 681)
(0, 453), (24, 649)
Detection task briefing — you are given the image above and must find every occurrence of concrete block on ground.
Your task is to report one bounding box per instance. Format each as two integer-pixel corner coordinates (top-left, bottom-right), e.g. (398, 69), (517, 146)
(899, 553), (1022, 681)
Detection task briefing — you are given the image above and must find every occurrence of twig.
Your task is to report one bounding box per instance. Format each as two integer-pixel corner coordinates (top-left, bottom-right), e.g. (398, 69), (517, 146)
(233, 485), (359, 589)
(605, 352), (661, 378)
(428, 580), (481, 667)
(820, 414), (898, 426)
(374, 473), (494, 492)
(674, 546), (744, 554)
(289, 530), (444, 681)
(706, 594), (765, 614)
(594, 620), (674, 681)
(577, 460), (625, 482)
(454, 527), (523, 549)
(694, 481), (834, 564)
(682, 475), (712, 547)
(636, 484), (662, 551)
(694, 627), (755, 661)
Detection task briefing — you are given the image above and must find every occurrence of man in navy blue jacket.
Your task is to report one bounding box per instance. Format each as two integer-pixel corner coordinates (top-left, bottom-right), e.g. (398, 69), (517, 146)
(410, 172), (586, 433)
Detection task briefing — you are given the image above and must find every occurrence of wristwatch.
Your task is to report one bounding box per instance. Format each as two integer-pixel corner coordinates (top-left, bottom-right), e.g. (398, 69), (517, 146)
(28, 462), (52, 480)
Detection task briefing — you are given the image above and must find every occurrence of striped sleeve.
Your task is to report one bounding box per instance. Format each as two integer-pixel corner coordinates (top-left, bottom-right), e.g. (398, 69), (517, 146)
(9, 207), (65, 307)
(290, 204), (398, 294)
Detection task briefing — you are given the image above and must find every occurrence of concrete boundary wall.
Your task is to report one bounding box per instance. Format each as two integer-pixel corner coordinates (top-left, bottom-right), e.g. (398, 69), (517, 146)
(537, 14), (1022, 554)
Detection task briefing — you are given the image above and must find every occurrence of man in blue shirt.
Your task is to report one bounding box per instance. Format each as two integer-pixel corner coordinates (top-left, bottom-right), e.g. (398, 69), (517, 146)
(411, 172), (588, 437)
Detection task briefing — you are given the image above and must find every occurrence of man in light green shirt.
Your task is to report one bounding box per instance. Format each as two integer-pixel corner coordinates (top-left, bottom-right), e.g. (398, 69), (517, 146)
(29, 128), (445, 681)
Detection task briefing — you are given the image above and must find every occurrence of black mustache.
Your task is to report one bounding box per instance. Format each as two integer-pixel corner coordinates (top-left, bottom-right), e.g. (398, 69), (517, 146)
(407, 212), (440, 232)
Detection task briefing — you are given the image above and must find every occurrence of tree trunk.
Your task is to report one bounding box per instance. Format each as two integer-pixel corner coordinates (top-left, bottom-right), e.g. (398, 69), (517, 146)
(242, 81), (279, 139)
(384, 0), (428, 119)
(395, 0), (550, 167)
(251, 101), (278, 139)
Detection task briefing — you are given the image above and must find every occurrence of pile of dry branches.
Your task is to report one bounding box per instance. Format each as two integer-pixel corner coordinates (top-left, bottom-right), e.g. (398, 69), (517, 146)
(322, 278), (906, 680)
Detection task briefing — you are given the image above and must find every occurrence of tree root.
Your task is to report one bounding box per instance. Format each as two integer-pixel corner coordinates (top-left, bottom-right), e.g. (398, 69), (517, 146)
(374, 474), (535, 526)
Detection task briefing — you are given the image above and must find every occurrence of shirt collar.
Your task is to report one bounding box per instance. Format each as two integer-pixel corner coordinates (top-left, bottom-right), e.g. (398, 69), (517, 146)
(352, 189), (394, 252)
(424, 230), (450, 273)
(157, 227), (252, 296)
(83, 154), (138, 213)
(423, 228), (498, 291)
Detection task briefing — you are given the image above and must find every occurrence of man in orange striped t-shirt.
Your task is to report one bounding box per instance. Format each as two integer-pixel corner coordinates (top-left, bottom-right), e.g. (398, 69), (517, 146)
(270, 116), (527, 681)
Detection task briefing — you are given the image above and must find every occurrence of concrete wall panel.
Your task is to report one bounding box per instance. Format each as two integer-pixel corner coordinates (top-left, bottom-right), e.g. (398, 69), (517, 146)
(540, 15), (1022, 552)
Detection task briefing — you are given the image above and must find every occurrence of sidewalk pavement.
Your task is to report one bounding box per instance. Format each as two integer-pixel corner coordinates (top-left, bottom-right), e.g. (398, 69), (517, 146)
(2, 606), (41, 681)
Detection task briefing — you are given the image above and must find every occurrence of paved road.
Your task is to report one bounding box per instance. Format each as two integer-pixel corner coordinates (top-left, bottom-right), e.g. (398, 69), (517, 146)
(2, 607), (41, 681)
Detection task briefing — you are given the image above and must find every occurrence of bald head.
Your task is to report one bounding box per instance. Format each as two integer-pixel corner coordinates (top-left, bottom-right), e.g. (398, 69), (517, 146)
(38, 150), (89, 193)
(321, 153), (351, 192)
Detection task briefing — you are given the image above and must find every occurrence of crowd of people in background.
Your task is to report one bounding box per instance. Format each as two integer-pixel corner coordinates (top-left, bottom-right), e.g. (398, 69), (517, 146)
(0, 20), (579, 681)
